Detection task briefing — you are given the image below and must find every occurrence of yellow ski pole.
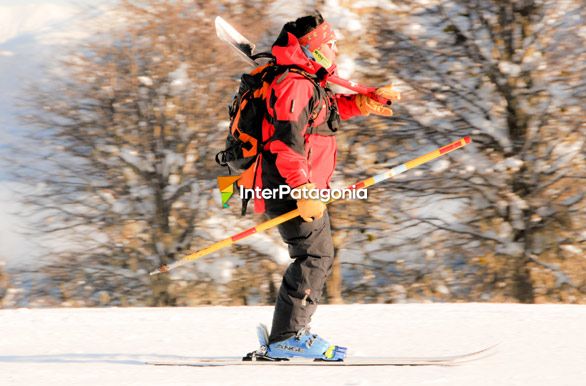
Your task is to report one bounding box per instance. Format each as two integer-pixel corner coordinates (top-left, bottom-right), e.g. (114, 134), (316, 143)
(150, 136), (471, 275)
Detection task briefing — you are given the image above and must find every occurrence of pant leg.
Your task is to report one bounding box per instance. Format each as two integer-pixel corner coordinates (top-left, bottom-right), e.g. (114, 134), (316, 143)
(267, 209), (335, 344)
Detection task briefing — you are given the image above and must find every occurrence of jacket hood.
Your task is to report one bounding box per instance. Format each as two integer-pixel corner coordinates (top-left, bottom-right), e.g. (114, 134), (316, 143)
(271, 29), (335, 80)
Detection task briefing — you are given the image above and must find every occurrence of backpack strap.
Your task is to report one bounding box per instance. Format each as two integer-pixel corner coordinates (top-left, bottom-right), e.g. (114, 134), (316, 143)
(287, 68), (339, 136)
(263, 66), (328, 139)
(237, 155), (261, 216)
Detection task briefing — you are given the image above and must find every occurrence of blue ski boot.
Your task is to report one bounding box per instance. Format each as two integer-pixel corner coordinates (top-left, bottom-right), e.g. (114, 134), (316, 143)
(266, 328), (347, 361)
(243, 323), (347, 362)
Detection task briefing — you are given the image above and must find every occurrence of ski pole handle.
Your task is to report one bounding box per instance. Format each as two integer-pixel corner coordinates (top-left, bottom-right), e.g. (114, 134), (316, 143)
(329, 75), (392, 106)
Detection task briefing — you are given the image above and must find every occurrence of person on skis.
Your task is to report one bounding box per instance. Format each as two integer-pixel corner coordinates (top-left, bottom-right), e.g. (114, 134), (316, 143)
(254, 12), (400, 360)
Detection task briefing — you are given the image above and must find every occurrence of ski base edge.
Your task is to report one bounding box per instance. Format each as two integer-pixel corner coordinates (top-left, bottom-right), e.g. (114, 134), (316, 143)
(146, 344), (497, 367)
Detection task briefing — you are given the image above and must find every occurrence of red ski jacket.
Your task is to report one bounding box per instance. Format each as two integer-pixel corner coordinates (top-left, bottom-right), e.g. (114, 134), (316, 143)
(254, 29), (363, 213)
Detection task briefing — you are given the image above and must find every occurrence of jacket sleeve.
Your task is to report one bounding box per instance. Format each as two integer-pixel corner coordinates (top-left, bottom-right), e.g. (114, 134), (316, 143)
(266, 75), (315, 188)
(335, 93), (364, 120)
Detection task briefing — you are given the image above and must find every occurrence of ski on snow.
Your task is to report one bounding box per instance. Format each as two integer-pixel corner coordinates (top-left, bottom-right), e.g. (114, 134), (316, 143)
(145, 345), (496, 367)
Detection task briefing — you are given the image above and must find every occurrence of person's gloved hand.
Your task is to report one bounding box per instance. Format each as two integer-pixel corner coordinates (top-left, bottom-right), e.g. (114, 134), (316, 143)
(355, 85), (401, 117)
(293, 183), (326, 222)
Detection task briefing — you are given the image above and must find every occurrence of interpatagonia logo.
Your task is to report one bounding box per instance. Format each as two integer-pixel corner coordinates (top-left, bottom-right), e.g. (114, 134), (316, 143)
(217, 175), (241, 208)
(217, 177), (368, 209)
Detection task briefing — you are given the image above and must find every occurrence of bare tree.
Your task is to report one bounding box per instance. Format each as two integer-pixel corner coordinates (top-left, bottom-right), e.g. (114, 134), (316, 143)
(9, 0), (584, 306)
(15, 0), (254, 305)
(326, 0), (586, 302)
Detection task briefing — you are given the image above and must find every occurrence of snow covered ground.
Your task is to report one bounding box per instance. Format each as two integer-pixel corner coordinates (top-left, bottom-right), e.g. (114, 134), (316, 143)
(1, 303), (585, 385)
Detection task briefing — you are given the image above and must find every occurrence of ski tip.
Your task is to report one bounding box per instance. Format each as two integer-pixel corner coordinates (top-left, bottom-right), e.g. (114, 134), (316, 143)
(214, 16), (226, 29)
(149, 264), (169, 276)
(464, 136), (472, 144)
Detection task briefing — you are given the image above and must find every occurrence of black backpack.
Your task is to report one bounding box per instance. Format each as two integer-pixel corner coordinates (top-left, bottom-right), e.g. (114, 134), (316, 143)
(215, 62), (320, 214)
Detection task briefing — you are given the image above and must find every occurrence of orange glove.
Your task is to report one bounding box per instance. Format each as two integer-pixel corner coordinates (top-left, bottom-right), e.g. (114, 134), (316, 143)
(293, 183), (326, 222)
(355, 85), (401, 117)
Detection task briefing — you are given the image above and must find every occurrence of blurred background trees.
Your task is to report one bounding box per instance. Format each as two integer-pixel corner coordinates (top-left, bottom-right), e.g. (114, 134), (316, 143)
(10, 0), (276, 306)
(2, 0), (584, 307)
(0, 262), (8, 307)
(334, 0), (585, 303)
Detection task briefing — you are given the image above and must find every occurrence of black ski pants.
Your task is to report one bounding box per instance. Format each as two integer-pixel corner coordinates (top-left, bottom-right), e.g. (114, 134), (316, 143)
(265, 205), (335, 344)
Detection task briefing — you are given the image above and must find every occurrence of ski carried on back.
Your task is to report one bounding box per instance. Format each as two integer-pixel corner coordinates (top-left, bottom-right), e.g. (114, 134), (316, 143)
(214, 16), (392, 106)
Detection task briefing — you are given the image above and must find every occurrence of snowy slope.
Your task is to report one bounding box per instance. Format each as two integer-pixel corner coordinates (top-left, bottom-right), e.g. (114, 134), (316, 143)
(1, 303), (585, 386)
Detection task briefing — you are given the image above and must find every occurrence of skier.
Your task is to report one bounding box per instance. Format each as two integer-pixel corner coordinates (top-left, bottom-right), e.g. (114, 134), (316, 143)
(253, 12), (400, 360)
